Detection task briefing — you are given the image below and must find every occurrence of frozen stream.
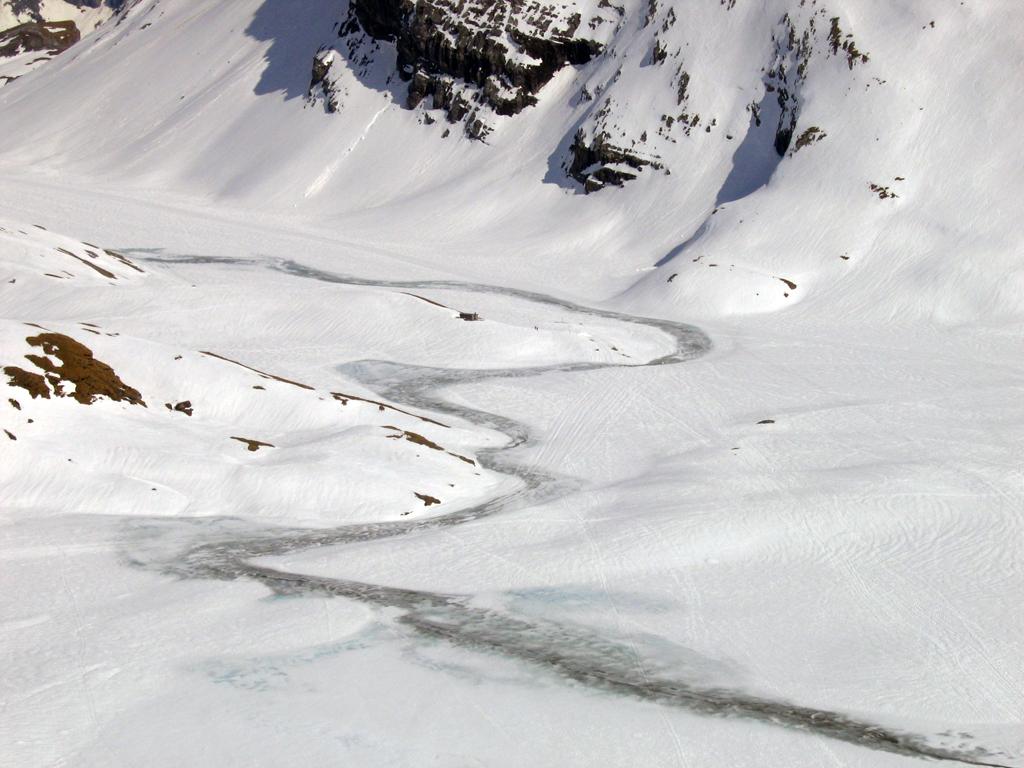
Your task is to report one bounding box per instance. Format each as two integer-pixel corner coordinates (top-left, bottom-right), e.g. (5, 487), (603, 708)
(120, 253), (1013, 768)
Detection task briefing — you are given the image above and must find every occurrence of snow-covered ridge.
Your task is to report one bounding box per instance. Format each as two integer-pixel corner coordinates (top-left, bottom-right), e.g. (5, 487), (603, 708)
(0, 0), (122, 85)
(0, 0), (1021, 327)
(0, 2), (1022, 761)
(313, 0), (614, 139)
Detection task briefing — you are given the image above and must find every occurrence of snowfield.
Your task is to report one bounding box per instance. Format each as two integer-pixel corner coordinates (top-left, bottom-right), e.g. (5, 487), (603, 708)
(0, 1), (1022, 767)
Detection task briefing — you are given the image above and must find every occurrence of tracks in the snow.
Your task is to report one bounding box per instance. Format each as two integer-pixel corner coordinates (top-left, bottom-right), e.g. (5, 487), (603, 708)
(122, 252), (1016, 768)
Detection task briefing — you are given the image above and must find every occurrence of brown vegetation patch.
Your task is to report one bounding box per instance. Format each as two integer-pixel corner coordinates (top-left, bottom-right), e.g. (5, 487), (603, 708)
(5, 332), (145, 406)
(415, 492), (441, 507)
(3, 366), (50, 399)
(402, 292), (480, 321)
(334, 392), (447, 428)
(200, 351), (314, 390)
(776, 277), (798, 291)
(105, 249), (145, 273)
(402, 292), (450, 309)
(383, 426), (475, 465)
(57, 248), (117, 279)
(448, 451), (476, 466)
(231, 436), (275, 452)
(384, 426), (444, 451)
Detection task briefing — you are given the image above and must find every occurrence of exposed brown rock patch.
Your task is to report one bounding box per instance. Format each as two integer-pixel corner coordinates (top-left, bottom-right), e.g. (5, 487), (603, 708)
(57, 247), (117, 279)
(231, 437), (275, 452)
(335, 392), (447, 428)
(165, 400), (193, 416)
(415, 492), (441, 507)
(776, 277), (797, 291)
(383, 425), (475, 466)
(0, 20), (80, 58)
(402, 292), (450, 309)
(869, 183), (898, 200)
(4, 333), (145, 406)
(105, 249), (145, 273)
(200, 351), (315, 390)
(385, 426), (444, 451)
(4, 366), (50, 399)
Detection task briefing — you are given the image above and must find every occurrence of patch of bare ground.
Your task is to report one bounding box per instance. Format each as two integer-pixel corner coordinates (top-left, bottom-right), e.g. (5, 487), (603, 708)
(197, 354), (448, 429)
(792, 126), (826, 152)
(415, 492), (441, 506)
(384, 425), (443, 450)
(104, 249), (145, 273)
(402, 292), (450, 309)
(383, 425), (476, 465)
(231, 436), (275, 452)
(3, 332), (145, 406)
(200, 351), (315, 390)
(402, 292), (480, 321)
(164, 400), (193, 416)
(869, 183), (898, 200)
(4, 429), (15, 441)
(56, 248), (116, 279)
(3, 366), (49, 399)
(334, 392), (448, 428)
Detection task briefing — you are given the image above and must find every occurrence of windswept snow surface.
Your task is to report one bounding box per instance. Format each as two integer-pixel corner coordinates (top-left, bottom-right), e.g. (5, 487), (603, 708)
(1, 0), (1023, 766)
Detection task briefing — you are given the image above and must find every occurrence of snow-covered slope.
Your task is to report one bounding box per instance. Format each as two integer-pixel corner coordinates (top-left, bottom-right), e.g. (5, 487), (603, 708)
(0, 0), (1021, 325)
(0, 0), (117, 86)
(0, 2), (1021, 767)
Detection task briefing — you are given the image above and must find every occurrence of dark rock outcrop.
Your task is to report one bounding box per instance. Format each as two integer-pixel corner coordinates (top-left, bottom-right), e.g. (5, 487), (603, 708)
(5, 0), (116, 17)
(568, 130), (663, 193)
(308, 48), (340, 112)
(0, 20), (80, 58)
(343, 0), (601, 129)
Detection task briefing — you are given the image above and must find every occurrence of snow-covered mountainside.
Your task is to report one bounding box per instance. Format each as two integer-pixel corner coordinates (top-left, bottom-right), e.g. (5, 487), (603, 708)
(2, 0), (1021, 321)
(1, 2), (1021, 767)
(0, 0), (120, 84)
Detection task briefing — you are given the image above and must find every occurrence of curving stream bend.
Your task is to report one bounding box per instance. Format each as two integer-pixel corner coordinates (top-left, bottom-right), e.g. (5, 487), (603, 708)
(120, 253), (1015, 768)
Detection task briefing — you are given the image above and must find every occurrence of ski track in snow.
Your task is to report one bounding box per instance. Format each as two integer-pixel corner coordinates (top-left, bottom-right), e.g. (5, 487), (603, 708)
(304, 103), (389, 199)
(116, 251), (1015, 768)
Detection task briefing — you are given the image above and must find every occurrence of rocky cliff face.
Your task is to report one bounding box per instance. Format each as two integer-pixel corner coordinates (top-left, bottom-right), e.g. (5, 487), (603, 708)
(568, 129), (664, 193)
(306, 1), (872, 192)
(0, 0), (127, 87)
(2, 0), (123, 24)
(0, 20), (80, 57)
(562, 1), (871, 192)
(316, 0), (606, 139)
